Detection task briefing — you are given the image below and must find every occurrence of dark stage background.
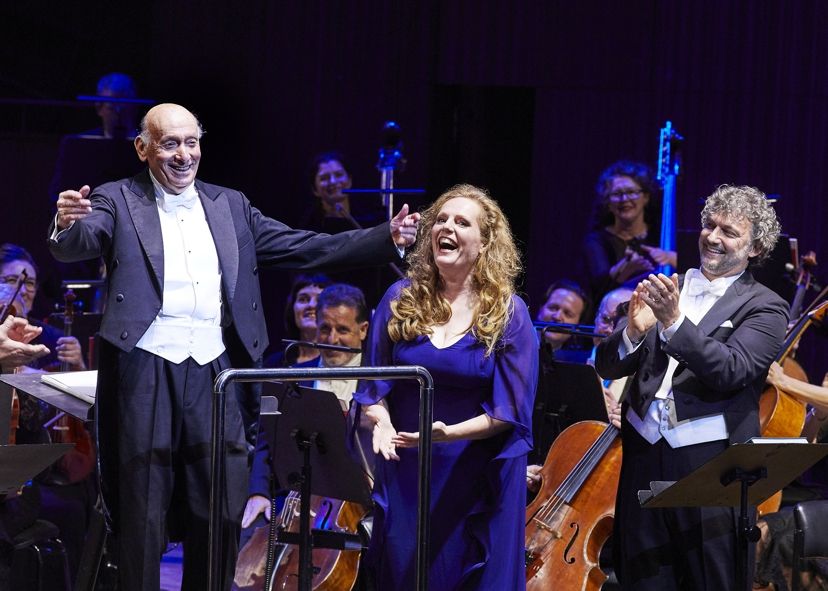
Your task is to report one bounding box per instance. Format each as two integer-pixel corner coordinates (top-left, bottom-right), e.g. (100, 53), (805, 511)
(1, 1), (825, 377)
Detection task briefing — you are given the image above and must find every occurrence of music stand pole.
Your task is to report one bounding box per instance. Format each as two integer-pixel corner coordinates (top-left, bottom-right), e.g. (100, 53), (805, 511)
(295, 430), (315, 591)
(721, 467), (766, 591)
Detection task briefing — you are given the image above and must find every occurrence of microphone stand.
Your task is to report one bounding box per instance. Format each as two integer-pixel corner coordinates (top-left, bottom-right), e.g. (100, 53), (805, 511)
(533, 320), (606, 340)
(339, 121), (425, 222)
(282, 339), (363, 358)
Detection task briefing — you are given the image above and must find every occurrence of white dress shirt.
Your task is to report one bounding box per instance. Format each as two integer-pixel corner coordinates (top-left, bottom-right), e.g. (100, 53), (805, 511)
(134, 173), (225, 365)
(622, 268), (743, 447)
(314, 352), (363, 412)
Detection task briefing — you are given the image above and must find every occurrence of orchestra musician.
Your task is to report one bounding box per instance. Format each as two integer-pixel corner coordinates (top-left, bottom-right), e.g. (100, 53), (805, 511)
(48, 102), (420, 591)
(596, 185), (789, 589)
(0, 315), (50, 588)
(583, 160), (677, 305)
(754, 365), (828, 591)
(241, 283), (370, 533)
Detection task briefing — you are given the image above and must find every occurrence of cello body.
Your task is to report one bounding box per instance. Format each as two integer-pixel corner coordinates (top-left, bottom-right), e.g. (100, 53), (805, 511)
(525, 421), (621, 591)
(233, 493), (367, 591)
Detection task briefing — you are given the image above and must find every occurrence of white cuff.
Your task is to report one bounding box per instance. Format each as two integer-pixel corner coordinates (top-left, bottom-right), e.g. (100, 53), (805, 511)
(659, 313), (686, 342)
(49, 215), (74, 241)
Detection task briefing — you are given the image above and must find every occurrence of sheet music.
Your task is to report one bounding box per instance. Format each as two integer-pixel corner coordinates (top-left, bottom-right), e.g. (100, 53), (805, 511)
(40, 370), (97, 404)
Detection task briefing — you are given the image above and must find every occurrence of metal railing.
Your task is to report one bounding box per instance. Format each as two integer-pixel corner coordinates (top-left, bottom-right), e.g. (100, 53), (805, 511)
(209, 365), (434, 591)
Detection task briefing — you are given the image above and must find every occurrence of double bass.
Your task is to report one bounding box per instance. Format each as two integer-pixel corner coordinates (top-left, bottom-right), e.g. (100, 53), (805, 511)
(655, 120), (683, 276)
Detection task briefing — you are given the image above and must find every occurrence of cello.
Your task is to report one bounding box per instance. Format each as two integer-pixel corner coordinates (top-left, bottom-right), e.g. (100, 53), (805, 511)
(756, 299), (828, 516)
(525, 421), (621, 590)
(233, 492), (367, 591)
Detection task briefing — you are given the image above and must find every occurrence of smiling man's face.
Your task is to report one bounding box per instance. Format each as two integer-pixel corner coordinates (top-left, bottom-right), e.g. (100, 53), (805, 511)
(135, 103), (201, 194)
(698, 212), (758, 280)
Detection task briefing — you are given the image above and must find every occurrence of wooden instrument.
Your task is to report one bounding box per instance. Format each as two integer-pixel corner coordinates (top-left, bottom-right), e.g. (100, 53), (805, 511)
(525, 421), (621, 590)
(0, 271), (27, 445)
(48, 288), (95, 484)
(233, 491), (367, 591)
(756, 300), (828, 515)
(655, 121), (683, 276)
(59, 289), (76, 372)
(788, 241), (818, 320)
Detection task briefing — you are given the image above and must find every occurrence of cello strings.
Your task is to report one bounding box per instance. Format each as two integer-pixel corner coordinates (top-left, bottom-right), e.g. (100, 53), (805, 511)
(534, 426), (615, 525)
(533, 424), (619, 525)
(534, 427), (611, 523)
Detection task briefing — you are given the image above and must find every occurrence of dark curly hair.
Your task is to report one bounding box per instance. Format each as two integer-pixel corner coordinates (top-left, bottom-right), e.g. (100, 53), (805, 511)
(590, 160), (662, 230)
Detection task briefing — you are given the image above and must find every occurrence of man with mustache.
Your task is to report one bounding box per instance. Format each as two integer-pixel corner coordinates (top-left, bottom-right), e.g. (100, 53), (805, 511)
(48, 103), (419, 591)
(596, 185), (789, 590)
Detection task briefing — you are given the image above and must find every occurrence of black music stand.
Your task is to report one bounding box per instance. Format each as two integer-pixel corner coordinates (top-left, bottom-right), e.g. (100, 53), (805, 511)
(0, 375), (73, 500)
(269, 385), (372, 591)
(534, 361), (607, 461)
(638, 440), (828, 591)
(0, 444), (74, 497)
(0, 373), (93, 422)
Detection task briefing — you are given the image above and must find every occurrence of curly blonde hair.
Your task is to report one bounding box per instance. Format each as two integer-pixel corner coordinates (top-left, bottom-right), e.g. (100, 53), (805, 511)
(388, 184), (522, 356)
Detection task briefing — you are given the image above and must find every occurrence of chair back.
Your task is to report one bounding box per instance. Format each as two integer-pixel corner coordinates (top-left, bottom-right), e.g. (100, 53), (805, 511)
(792, 500), (828, 591)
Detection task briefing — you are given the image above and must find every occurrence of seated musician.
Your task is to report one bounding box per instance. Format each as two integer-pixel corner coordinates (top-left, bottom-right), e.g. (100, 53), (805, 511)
(263, 273), (332, 368)
(0, 243), (92, 581)
(0, 244), (86, 372)
(754, 365), (828, 591)
(240, 283), (370, 537)
(0, 314), (50, 588)
(582, 160), (677, 306)
(295, 151), (391, 310)
(535, 278), (591, 363)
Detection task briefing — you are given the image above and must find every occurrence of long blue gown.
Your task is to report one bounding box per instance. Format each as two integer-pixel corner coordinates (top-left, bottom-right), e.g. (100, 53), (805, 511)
(354, 281), (538, 590)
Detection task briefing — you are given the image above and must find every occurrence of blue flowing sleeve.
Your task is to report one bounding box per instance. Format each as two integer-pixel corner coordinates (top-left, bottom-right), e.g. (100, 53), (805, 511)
(482, 295), (539, 459)
(353, 280), (406, 405)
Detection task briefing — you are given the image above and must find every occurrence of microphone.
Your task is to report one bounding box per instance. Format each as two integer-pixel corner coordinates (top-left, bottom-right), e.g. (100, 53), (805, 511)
(381, 121), (401, 149)
(377, 121), (406, 171)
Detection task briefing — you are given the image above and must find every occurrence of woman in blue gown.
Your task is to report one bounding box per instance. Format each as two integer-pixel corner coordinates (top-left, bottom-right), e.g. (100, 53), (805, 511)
(354, 184), (538, 590)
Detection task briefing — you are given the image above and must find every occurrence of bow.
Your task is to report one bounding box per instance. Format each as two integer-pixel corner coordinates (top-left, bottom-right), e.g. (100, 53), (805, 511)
(159, 189), (198, 212)
(685, 269), (730, 298)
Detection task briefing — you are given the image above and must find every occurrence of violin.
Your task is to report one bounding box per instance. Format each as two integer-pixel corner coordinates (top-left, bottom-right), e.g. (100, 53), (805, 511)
(525, 421), (621, 590)
(0, 271), (27, 445)
(233, 491), (367, 591)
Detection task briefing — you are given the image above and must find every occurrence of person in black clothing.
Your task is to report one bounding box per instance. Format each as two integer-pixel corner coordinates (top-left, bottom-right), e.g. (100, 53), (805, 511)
(582, 160), (677, 305)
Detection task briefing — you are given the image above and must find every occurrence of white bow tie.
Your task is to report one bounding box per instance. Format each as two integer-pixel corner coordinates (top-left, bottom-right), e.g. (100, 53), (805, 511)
(685, 270), (730, 298)
(160, 190), (197, 212)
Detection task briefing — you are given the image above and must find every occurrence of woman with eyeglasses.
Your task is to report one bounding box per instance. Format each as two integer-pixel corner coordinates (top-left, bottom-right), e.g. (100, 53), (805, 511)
(582, 160), (678, 304)
(0, 243), (86, 372)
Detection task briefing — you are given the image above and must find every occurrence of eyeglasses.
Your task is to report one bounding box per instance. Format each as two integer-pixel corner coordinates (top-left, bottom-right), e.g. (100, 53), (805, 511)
(0, 274), (37, 290)
(596, 313), (617, 326)
(607, 189), (645, 203)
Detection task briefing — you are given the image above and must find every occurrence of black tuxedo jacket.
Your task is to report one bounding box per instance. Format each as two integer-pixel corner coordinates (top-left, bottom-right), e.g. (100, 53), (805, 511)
(48, 170), (400, 366)
(595, 271), (789, 444)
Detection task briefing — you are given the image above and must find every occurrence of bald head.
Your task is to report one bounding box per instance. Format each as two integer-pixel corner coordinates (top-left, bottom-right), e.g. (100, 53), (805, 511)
(135, 104), (203, 194)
